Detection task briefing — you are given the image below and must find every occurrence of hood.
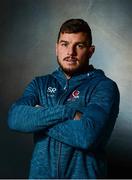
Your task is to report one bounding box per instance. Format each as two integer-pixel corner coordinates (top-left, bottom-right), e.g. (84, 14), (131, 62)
(52, 65), (106, 88)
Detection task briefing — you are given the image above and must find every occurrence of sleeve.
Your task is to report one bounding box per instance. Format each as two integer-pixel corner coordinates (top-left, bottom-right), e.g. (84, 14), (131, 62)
(8, 78), (75, 133)
(46, 80), (120, 150)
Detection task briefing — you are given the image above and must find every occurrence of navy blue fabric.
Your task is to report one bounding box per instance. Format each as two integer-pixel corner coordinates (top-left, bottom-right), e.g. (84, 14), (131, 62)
(8, 66), (120, 179)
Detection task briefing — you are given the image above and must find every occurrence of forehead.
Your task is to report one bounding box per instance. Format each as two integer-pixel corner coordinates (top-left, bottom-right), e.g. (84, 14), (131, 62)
(59, 32), (89, 43)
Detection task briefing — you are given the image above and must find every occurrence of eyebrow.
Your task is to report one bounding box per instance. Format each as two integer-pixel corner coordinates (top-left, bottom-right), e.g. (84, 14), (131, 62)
(59, 40), (68, 43)
(59, 40), (89, 45)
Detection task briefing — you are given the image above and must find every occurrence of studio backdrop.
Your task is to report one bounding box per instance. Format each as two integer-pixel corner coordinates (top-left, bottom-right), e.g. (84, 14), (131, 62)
(0, 0), (132, 178)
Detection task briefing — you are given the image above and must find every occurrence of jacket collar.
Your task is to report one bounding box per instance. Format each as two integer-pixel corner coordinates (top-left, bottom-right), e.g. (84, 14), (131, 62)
(52, 65), (105, 88)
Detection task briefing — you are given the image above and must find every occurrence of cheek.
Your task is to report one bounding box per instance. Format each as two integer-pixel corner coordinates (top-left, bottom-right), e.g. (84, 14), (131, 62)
(58, 49), (67, 59)
(78, 52), (88, 60)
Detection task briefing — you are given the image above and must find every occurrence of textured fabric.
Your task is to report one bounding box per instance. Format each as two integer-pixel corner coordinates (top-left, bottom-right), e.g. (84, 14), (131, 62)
(8, 66), (120, 179)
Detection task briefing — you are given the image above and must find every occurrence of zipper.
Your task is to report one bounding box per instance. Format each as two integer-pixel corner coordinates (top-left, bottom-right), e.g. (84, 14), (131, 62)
(57, 80), (69, 105)
(56, 80), (69, 178)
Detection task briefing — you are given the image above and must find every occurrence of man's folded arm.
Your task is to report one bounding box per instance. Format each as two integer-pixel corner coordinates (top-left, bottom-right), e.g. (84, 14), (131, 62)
(46, 80), (120, 151)
(8, 79), (75, 133)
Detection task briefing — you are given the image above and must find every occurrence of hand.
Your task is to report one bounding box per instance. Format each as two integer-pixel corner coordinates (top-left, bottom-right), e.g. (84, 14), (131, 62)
(74, 111), (82, 120)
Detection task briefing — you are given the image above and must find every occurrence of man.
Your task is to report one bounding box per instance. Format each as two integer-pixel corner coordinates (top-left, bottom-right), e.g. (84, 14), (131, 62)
(8, 19), (120, 179)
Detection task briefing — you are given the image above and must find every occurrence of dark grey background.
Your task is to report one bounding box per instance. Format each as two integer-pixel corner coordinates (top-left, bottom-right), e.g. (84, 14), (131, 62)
(0, 0), (132, 178)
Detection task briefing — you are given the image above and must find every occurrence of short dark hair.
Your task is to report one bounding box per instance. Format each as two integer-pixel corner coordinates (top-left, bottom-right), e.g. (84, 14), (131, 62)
(57, 18), (92, 45)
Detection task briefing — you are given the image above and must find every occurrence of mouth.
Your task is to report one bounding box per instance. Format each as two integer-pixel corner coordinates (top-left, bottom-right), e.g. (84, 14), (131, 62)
(64, 57), (77, 64)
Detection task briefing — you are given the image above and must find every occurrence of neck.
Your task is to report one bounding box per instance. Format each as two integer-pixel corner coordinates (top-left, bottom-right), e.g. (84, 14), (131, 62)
(63, 65), (93, 79)
(64, 73), (71, 79)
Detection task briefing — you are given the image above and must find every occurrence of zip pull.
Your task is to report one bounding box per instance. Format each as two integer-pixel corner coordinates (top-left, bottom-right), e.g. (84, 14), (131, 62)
(64, 80), (69, 91)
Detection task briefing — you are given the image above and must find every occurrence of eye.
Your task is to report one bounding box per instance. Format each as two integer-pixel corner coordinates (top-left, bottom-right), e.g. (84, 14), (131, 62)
(77, 43), (86, 49)
(60, 42), (68, 47)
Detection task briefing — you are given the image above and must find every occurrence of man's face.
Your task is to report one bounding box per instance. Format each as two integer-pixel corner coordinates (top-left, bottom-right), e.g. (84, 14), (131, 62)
(56, 32), (95, 78)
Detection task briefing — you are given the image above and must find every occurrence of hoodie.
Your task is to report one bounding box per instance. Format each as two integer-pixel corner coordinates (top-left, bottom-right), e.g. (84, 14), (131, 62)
(8, 65), (120, 179)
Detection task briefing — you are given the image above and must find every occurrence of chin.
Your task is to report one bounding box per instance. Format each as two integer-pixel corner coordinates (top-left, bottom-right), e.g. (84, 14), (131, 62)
(57, 59), (83, 75)
(62, 66), (80, 76)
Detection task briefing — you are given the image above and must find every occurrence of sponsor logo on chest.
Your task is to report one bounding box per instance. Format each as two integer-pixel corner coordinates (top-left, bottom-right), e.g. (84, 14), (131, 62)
(47, 86), (80, 101)
(47, 87), (57, 97)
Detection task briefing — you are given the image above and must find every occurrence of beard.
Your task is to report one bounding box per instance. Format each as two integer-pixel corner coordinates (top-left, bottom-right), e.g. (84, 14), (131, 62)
(57, 56), (89, 77)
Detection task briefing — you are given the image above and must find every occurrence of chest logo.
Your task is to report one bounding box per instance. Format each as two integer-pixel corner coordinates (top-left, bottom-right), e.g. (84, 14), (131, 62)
(47, 87), (57, 97)
(67, 90), (80, 101)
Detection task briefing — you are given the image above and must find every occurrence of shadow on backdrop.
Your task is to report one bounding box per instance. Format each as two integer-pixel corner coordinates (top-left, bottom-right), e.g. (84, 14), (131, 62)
(0, 0), (132, 178)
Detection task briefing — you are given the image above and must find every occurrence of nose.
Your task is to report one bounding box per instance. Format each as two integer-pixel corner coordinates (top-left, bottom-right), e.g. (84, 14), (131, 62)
(67, 45), (76, 56)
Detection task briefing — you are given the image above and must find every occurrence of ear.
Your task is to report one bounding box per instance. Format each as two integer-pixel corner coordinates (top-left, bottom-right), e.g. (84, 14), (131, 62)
(88, 45), (95, 58)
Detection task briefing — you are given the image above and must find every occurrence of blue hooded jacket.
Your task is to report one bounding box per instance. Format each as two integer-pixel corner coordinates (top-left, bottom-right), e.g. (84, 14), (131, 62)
(8, 66), (120, 179)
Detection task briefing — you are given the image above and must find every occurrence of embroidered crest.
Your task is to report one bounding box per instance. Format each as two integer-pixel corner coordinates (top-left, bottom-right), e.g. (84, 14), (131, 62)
(67, 90), (80, 101)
